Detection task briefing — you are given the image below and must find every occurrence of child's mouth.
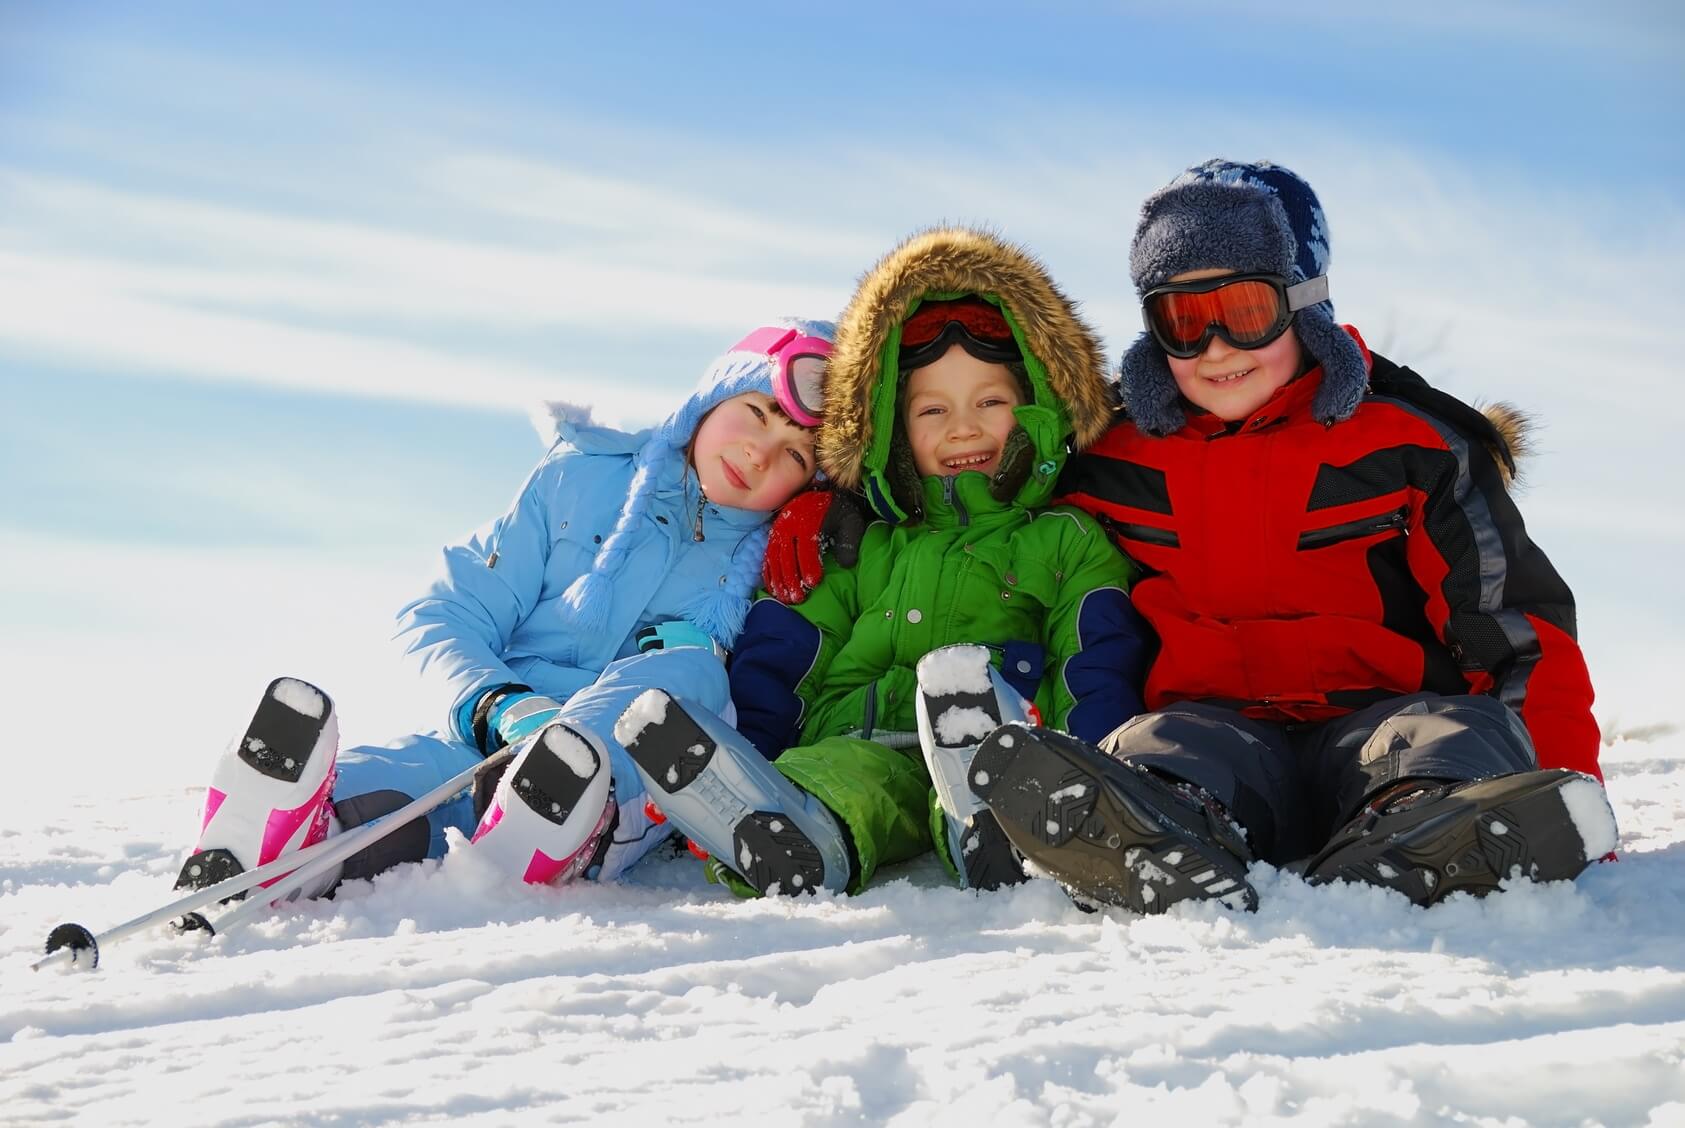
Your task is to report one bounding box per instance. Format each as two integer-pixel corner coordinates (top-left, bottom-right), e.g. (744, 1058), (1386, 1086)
(721, 460), (749, 491)
(942, 451), (996, 472)
(1206, 367), (1255, 385)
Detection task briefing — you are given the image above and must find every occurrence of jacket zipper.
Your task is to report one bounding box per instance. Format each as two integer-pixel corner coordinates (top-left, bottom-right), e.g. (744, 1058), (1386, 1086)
(942, 476), (969, 527)
(861, 680), (878, 741)
(1097, 513), (1180, 548)
(1297, 505), (1410, 550)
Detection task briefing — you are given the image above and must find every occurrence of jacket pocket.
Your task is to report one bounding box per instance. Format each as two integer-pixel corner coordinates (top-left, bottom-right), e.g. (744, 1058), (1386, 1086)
(994, 640), (1046, 702)
(1097, 513), (1180, 549)
(1297, 505), (1409, 550)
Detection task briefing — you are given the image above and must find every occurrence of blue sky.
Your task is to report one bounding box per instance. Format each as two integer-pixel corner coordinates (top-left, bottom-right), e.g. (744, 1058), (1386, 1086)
(2, 1), (1682, 733)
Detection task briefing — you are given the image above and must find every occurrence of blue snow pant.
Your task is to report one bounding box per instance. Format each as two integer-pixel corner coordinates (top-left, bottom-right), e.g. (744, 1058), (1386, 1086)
(1111, 693), (1538, 866)
(331, 647), (732, 883)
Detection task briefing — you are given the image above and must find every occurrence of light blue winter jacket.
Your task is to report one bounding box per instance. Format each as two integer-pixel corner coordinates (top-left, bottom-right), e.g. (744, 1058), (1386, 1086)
(392, 317), (836, 746)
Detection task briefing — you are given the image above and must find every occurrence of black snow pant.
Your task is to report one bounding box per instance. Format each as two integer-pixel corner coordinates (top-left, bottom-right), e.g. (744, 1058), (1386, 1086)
(1109, 693), (1539, 867)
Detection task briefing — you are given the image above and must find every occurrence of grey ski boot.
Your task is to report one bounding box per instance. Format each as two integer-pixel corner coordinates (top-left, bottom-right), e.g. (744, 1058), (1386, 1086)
(615, 689), (851, 896)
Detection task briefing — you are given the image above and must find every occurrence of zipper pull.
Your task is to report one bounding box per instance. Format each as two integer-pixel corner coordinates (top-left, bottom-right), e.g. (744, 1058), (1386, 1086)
(693, 486), (707, 542)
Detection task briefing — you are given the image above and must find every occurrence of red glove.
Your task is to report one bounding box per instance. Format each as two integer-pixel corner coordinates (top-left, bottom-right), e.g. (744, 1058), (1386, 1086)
(761, 485), (869, 604)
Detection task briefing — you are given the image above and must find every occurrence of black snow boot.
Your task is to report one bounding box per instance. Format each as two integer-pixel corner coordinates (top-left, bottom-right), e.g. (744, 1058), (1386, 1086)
(1305, 768), (1617, 906)
(969, 724), (1258, 914)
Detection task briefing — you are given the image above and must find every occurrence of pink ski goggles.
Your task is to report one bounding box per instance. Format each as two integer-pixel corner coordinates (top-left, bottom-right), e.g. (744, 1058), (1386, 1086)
(731, 325), (832, 428)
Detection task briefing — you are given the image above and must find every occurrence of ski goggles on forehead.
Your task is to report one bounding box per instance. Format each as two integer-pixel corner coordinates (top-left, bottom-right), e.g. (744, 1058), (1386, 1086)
(1141, 272), (1329, 359)
(898, 297), (1021, 371)
(730, 325), (833, 428)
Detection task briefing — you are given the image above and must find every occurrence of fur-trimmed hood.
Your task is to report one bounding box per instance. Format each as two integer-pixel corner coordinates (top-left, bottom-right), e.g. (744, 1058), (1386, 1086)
(820, 227), (1114, 520)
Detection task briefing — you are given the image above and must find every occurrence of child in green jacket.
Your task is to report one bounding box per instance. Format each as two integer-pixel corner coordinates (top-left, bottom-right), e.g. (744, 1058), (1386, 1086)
(613, 227), (1153, 895)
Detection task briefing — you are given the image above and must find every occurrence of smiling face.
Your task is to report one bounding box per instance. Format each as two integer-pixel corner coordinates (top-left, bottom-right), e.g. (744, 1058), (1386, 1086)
(903, 345), (1025, 479)
(1164, 267), (1304, 421)
(688, 391), (817, 511)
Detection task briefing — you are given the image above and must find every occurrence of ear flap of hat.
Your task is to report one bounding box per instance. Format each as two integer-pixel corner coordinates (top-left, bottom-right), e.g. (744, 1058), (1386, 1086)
(1117, 331), (1189, 435)
(1294, 309), (1369, 425)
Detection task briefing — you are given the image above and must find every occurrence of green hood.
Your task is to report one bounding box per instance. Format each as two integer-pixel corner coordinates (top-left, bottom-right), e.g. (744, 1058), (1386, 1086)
(819, 227), (1116, 524)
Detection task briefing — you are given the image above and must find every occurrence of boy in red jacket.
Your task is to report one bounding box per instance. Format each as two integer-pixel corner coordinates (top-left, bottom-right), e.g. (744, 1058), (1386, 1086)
(967, 159), (1618, 912)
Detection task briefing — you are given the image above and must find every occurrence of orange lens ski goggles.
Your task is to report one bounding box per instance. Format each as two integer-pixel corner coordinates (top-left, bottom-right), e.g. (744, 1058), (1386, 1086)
(1142, 272), (1328, 358)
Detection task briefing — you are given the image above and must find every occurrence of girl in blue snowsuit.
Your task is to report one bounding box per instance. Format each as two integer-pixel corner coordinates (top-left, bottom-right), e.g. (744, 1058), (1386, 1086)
(179, 320), (835, 892)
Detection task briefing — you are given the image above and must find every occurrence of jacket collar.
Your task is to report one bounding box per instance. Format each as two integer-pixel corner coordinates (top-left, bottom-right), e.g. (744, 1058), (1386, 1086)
(918, 471), (1020, 529)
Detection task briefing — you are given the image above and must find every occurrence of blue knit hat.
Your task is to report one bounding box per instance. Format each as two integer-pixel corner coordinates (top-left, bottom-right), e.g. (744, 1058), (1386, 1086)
(1118, 159), (1368, 435)
(554, 317), (836, 650)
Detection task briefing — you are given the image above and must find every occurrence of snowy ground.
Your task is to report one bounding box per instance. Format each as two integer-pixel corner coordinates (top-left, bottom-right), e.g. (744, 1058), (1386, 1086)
(3, 705), (1682, 1126)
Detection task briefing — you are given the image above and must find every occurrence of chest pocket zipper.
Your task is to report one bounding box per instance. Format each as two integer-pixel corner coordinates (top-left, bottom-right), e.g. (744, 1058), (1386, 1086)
(1297, 505), (1410, 550)
(1100, 514), (1181, 548)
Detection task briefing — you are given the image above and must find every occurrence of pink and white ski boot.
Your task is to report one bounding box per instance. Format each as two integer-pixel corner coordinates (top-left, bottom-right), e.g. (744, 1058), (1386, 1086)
(471, 722), (615, 885)
(176, 677), (341, 897)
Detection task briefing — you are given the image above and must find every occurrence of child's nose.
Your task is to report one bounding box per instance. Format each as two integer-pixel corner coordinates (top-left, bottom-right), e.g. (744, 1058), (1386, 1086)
(1202, 334), (1238, 360)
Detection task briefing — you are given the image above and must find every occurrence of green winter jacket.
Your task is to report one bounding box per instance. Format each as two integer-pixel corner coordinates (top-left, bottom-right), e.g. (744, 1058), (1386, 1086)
(726, 228), (1152, 886)
(790, 470), (1140, 747)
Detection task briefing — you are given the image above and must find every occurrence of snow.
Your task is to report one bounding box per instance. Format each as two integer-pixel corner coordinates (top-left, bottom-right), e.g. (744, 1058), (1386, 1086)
(935, 705), (998, 745)
(916, 645), (994, 695)
(4, 731), (1671, 1125)
(1561, 775), (1621, 858)
(540, 724), (599, 780)
(612, 688), (671, 746)
(271, 677), (327, 720)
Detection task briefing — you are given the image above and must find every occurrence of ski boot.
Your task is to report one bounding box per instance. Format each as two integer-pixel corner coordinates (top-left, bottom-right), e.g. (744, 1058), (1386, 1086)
(176, 677), (340, 899)
(914, 644), (1031, 891)
(1305, 768), (1617, 906)
(615, 688), (851, 897)
(970, 724), (1258, 914)
(471, 722), (615, 885)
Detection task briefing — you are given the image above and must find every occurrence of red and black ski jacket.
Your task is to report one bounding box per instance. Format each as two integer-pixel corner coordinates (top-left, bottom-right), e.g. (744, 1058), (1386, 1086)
(1058, 333), (1601, 779)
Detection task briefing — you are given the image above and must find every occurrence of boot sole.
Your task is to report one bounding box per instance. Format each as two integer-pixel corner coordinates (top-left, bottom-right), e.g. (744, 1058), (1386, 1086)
(470, 723), (614, 884)
(971, 725), (1258, 914)
(176, 677), (336, 893)
(620, 690), (827, 896)
(1306, 769), (1614, 905)
(916, 645), (1027, 891)
(508, 724), (603, 827)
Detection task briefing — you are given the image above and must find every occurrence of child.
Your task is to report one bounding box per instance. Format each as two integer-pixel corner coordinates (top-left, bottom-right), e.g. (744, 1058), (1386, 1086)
(613, 227), (1154, 896)
(176, 320), (836, 897)
(967, 159), (1618, 912)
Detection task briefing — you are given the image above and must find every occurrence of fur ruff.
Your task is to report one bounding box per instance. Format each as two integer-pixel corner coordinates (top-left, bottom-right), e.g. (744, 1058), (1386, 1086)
(1480, 400), (1534, 489)
(819, 226), (1113, 489)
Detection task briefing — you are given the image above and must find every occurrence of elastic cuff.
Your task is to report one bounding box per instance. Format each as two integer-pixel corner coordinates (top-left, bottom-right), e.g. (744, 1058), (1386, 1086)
(470, 683), (533, 755)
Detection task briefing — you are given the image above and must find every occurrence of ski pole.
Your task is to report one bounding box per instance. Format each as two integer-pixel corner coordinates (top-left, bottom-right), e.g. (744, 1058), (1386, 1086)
(33, 746), (514, 971)
(199, 807), (389, 938)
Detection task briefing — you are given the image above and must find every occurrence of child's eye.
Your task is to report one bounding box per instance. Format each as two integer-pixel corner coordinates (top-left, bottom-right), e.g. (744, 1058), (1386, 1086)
(748, 403), (766, 423)
(787, 448), (808, 471)
(980, 397), (1011, 409)
(917, 405), (945, 417)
